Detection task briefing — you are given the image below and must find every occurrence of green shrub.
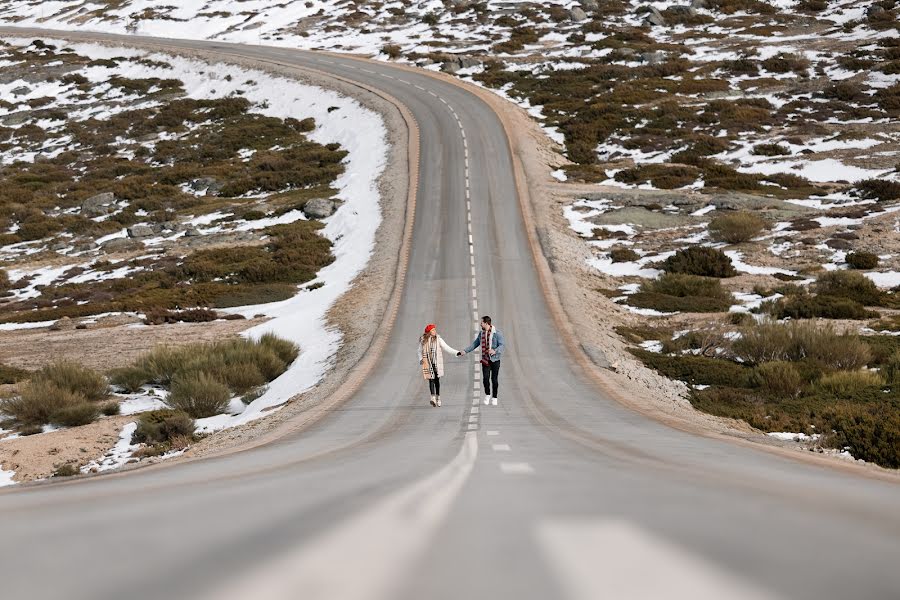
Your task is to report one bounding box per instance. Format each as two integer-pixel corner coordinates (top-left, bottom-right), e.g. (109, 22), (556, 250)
(815, 370), (884, 397)
(662, 247), (736, 278)
(166, 372), (231, 418)
(50, 402), (99, 427)
(609, 247), (639, 263)
(827, 404), (900, 468)
(751, 361), (803, 397)
(643, 273), (731, 300)
(708, 211), (768, 244)
(137, 346), (184, 386)
(258, 332), (300, 366)
(853, 178), (900, 202)
(109, 366), (150, 393)
(0, 380), (85, 425)
(626, 292), (732, 313)
(767, 294), (878, 320)
(732, 320), (871, 370)
(629, 349), (753, 387)
(381, 44), (402, 59)
(815, 270), (884, 306)
(883, 352), (900, 385)
(35, 360), (109, 401)
(752, 143), (790, 156)
(132, 409), (195, 445)
(846, 251), (879, 270)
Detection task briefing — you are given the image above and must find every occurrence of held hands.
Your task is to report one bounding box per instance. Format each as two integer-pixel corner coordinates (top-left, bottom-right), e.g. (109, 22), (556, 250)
(457, 351), (464, 356)
(488, 349), (496, 356)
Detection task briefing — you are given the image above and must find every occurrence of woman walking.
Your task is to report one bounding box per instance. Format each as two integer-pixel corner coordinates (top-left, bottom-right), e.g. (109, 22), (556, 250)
(418, 323), (459, 407)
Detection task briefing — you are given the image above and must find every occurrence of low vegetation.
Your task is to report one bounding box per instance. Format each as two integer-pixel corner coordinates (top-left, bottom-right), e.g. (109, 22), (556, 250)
(662, 247), (737, 278)
(708, 212), (768, 244)
(0, 361), (109, 428)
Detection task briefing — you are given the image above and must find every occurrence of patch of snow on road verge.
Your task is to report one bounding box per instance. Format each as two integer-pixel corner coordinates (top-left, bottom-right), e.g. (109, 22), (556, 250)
(81, 422), (139, 473)
(0, 466), (15, 486)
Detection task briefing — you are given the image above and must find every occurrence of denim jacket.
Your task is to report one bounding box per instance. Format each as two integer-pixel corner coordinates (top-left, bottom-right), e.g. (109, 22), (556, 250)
(464, 328), (504, 362)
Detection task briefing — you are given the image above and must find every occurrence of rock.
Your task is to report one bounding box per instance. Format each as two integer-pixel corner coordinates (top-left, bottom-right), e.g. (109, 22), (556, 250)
(867, 4), (887, 19)
(581, 343), (611, 369)
(641, 51), (667, 65)
(189, 177), (223, 196)
(51, 242), (68, 252)
(579, 0), (599, 11)
(825, 238), (852, 250)
(49, 317), (75, 331)
(184, 228), (202, 237)
(568, 7), (588, 21)
(81, 192), (117, 217)
(1, 113), (30, 127)
(458, 56), (482, 69)
(102, 238), (140, 253)
(73, 241), (98, 252)
(303, 198), (336, 219)
(668, 5), (698, 17)
(127, 225), (155, 239)
(832, 231), (859, 240)
(639, 6), (666, 26)
(440, 60), (461, 74)
(10, 85), (30, 96)
(690, 0), (708, 9)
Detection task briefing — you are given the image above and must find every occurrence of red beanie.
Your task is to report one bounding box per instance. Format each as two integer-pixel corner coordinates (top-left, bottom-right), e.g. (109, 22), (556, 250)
(424, 323), (436, 333)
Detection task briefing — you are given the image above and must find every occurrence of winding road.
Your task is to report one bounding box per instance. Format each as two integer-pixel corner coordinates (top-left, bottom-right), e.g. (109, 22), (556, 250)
(1, 31), (899, 600)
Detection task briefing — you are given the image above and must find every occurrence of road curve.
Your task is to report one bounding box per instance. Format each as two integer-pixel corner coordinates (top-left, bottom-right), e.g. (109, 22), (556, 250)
(0, 30), (899, 600)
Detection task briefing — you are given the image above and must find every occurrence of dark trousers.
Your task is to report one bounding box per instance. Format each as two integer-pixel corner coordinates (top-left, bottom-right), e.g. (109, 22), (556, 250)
(428, 377), (440, 396)
(482, 361), (500, 398)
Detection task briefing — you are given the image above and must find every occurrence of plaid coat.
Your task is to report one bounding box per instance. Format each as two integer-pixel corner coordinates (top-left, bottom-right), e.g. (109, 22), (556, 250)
(417, 335), (458, 380)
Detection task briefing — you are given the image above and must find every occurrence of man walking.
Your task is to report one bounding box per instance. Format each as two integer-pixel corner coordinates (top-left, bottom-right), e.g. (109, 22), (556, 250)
(459, 316), (505, 406)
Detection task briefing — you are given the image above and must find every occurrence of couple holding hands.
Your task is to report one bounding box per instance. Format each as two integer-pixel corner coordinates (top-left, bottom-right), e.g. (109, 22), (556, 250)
(417, 315), (504, 408)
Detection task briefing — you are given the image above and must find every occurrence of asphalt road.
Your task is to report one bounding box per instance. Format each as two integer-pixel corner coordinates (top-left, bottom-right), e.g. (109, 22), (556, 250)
(1, 31), (899, 600)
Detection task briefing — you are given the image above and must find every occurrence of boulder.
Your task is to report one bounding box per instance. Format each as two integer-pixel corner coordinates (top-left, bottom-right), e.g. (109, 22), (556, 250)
(668, 5), (698, 17)
(1, 113), (30, 127)
(10, 85), (30, 97)
(579, 0), (600, 11)
(73, 241), (98, 252)
(189, 177), (224, 196)
(867, 4), (887, 19)
(458, 56), (482, 69)
(81, 192), (117, 217)
(303, 198), (336, 220)
(440, 60), (461, 74)
(825, 238), (852, 250)
(127, 225), (155, 238)
(690, 0), (708, 8)
(184, 228), (202, 237)
(102, 238), (140, 253)
(568, 7), (588, 21)
(641, 51), (667, 65)
(639, 6), (666, 26)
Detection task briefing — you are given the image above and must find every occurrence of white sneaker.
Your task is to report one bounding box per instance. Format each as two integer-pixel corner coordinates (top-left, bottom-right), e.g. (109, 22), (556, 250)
(484, 395), (491, 405)
(437, 397), (442, 407)
(430, 396), (436, 407)
(491, 397), (498, 406)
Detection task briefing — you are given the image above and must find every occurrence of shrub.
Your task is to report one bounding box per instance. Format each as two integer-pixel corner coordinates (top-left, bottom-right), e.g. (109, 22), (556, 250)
(627, 292), (732, 313)
(815, 270), (884, 306)
(751, 143), (790, 156)
(883, 352), (900, 385)
(643, 273), (731, 300)
(708, 212), (768, 244)
(629, 349), (753, 387)
(751, 361), (803, 397)
(132, 409), (195, 445)
(0, 363), (28, 384)
(381, 44), (402, 59)
(854, 179), (900, 202)
(609, 247), (639, 263)
(138, 346), (184, 386)
(258, 332), (300, 366)
(767, 295), (878, 320)
(0, 380), (85, 425)
(732, 320), (871, 370)
(100, 401), (121, 416)
(662, 247), (736, 278)
(35, 360), (109, 401)
(53, 464), (79, 477)
(815, 370), (884, 398)
(827, 404), (900, 468)
(109, 366), (150, 393)
(50, 403), (100, 427)
(166, 372), (231, 418)
(846, 251), (879, 270)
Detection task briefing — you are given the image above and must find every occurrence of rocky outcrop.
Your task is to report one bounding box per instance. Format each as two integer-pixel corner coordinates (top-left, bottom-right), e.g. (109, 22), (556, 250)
(81, 192), (117, 217)
(441, 55), (482, 73)
(302, 198), (336, 219)
(639, 6), (666, 26)
(127, 225), (155, 239)
(568, 7), (588, 21)
(189, 177), (224, 196)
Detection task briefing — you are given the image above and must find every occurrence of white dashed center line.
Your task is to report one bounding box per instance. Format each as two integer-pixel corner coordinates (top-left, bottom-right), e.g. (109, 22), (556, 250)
(500, 462), (534, 475)
(492, 444), (511, 452)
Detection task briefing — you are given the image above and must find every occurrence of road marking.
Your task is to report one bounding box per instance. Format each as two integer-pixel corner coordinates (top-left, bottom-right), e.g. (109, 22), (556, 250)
(470, 407), (479, 414)
(468, 415), (478, 423)
(427, 89), (438, 96)
(467, 423), (478, 431)
(381, 74), (394, 80)
(361, 68), (376, 74)
(492, 444), (511, 452)
(487, 430), (500, 436)
(536, 520), (777, 600)
(500, 462), (534, 475)
(208, 433), (478, 600)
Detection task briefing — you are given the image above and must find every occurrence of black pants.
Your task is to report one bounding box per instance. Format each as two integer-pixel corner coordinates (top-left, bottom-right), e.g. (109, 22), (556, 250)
(428, 377), (440, 396)
(482, 361), (500, 398)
